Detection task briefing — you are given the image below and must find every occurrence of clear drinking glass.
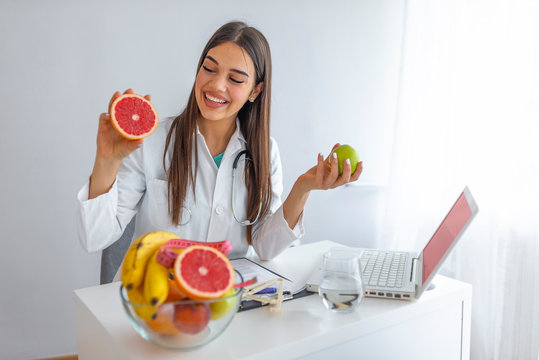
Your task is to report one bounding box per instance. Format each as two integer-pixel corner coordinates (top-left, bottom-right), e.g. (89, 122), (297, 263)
(318, 247), (364, 313)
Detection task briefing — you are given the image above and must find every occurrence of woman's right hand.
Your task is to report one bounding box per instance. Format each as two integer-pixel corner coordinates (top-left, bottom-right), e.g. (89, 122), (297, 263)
(96, 89), (150, 161)
(89, 88), (151, 199)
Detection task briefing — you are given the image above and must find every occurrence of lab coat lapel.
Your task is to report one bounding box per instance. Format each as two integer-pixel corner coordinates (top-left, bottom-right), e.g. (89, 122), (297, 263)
(194, 119), (248, 244)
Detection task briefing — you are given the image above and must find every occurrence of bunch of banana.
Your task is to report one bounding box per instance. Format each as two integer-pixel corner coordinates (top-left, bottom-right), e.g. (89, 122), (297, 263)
(126, 286), (157, 321)
(122, 231), (179, 321)
(143, 248), (171, 306)
(121, 231), (178, 290)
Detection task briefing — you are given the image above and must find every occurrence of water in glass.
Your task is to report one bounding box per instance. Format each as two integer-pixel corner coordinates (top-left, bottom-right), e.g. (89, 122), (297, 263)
(318, 247), (364, 313)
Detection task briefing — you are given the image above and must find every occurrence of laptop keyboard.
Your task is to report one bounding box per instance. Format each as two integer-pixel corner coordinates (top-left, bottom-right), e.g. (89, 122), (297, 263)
(360, 250), (407, 288)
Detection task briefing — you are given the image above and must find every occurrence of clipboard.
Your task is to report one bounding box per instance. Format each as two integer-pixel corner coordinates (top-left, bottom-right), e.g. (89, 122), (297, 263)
(231, 258), (314, 312)
(238, 288), (314, 312)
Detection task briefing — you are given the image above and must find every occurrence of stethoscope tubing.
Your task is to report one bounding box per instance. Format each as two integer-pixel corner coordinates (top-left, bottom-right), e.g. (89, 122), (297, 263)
(231, 149), (262, 226)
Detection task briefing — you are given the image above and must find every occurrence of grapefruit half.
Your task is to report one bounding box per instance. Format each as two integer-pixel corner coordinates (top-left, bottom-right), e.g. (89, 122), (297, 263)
(110, 93), (158, 140)
(173, 245), (235, 300)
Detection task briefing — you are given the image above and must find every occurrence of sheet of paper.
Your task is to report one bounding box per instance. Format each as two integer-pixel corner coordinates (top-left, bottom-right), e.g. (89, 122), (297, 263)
(231, 258), (294, 294)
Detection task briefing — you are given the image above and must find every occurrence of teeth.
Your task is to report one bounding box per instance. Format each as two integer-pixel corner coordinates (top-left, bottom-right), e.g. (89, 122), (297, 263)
(205, 93), (227, 104)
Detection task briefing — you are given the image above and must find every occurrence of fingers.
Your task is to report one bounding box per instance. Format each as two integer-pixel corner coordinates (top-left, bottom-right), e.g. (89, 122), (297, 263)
(324, 143), (340, 166)
(144, 94), (151, 102)
(305, 152), (363, 191)
(108, 89), (133, 110)
(108, 91), (121, 114)
(97, 112), (122, 143)
(125, 138), (144, 152)
(340, 159), (353, 183)
(329, 158), (352, 189)
(315, 153), (324, 185)
(99, 112), (109, 124)
(111, 137), (144, 160)
(350, 161), (363, 181)
(322, 152), (339, 188)
(322, 144), (338, 166)
(334, 160), (363, 187)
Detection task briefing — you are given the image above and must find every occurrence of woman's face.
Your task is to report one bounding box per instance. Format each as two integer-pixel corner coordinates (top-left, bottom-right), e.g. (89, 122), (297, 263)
(195, 41), (262, 125)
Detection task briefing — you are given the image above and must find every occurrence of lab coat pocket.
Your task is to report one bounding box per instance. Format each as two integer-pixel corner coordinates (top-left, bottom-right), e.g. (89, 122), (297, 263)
(147, 179), (175, 230)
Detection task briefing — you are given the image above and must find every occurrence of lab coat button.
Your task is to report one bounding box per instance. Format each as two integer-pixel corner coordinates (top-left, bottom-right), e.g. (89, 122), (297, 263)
(215, 206), (224, 215)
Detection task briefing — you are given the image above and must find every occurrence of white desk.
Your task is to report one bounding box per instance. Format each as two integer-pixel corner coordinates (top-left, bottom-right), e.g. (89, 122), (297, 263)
(73, 241), (472, 360)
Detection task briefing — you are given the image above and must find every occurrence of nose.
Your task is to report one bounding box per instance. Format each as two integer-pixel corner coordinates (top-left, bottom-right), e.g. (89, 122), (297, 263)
(208, 73), (228, 92)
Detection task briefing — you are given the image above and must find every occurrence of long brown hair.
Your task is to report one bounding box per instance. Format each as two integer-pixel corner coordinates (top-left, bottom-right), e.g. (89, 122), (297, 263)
(163, 21), (273, 244)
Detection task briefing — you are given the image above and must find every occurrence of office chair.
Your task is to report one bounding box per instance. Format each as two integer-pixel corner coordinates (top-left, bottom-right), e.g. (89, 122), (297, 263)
(100, 217), (135, 284)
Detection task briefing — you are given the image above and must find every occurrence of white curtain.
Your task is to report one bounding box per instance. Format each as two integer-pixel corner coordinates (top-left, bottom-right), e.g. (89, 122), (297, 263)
(383, 0), (539, 359)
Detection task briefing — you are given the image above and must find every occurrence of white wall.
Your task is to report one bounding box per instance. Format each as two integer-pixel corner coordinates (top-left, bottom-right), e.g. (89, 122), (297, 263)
(0, 1), (405, 358)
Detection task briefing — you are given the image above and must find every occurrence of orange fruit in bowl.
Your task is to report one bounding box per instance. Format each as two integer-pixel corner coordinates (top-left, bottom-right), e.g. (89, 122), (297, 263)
(146, 304), (180, 335)
(166, 274), (186, 302)
(172, 245), (235, 300)
(173, 303), (210, 334)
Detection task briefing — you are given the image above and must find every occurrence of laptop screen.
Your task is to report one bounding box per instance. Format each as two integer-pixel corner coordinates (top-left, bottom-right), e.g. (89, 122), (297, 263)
(421, 190), (475, 285)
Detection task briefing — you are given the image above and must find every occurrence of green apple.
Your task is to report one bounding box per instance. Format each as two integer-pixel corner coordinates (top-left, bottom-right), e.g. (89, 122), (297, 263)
(329, 144), (360, 175)
(209, 289), (237, 320)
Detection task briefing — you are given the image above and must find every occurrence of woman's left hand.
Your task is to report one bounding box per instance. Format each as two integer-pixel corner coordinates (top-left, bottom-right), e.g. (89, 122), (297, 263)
(283, 143), (363, 229)
(296, 143), (363, 193)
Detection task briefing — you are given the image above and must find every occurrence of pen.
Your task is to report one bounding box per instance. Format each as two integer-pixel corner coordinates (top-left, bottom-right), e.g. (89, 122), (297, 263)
(254, 287), (277, 294)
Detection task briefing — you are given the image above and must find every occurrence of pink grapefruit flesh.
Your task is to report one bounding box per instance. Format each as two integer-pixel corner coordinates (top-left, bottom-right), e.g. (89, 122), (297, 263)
(110, 93), (158, 140)
(173, 245), (235, 300)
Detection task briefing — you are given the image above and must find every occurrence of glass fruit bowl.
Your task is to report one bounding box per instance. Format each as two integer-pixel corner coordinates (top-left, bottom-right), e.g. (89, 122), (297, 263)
(120, 269), (243, 350)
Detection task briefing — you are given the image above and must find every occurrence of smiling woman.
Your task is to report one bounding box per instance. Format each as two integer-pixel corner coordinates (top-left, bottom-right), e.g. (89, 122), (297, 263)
(77, 20), (364, 284)
(1, 1), (408, 358)
(161, 21), (279, 246)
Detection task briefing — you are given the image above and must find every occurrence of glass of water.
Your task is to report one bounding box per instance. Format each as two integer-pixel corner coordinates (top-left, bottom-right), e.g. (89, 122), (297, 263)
(318, 247), (364, 313)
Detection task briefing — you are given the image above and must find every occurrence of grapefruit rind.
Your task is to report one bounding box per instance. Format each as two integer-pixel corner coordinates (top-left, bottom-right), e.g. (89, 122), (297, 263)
(110, 93), (158, 140)
(173, 245), (235, 300)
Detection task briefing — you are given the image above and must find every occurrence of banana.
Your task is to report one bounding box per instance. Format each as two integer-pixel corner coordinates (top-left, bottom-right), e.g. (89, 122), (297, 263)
(121, 231), (179, 290)
(143, 248), (170, 306)
(126, 285), (157, 322)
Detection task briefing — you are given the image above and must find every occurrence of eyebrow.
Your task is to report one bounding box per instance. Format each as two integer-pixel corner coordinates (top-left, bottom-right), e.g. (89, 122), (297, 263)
(205, 55), (250, 77)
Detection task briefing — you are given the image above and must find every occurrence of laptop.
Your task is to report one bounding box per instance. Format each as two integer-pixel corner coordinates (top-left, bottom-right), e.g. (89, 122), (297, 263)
(306, 186), (478, 300)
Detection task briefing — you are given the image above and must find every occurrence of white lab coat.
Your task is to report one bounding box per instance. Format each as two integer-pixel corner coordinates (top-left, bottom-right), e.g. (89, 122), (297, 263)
(77, 117), (304, 281)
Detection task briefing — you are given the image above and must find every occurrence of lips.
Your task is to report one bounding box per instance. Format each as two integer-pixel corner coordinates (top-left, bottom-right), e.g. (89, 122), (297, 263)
(204, 92), (228, 106)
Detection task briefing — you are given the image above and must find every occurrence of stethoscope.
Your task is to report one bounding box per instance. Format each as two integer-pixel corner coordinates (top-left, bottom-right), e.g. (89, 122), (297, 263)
(231, 150), (263, 226)
(178, 149), (262, 226)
